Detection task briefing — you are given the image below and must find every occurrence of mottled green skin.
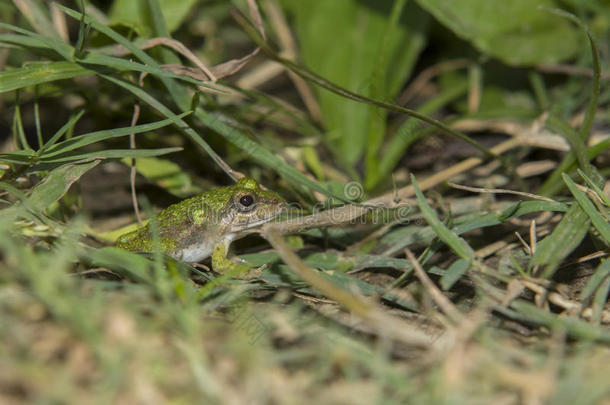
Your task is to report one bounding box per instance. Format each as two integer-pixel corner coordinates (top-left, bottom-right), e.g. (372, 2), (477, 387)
(116, 177), (284, 262)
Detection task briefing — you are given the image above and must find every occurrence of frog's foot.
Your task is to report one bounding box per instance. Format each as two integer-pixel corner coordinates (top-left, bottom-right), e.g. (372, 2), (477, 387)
(236, 263), (268, 280)
(195, 243), (262, 299)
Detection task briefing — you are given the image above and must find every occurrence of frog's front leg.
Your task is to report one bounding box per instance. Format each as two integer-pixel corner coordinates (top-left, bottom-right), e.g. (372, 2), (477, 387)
(211, 241), (251, 275)
(211, 241), (265, 281)
(196, 242), (265, 298)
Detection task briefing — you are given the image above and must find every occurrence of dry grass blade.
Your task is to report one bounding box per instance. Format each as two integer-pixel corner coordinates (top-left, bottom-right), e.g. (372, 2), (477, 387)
(111, 0), (266, 82)
(448, 182), (557, 202)
(405, 248), (463, 324)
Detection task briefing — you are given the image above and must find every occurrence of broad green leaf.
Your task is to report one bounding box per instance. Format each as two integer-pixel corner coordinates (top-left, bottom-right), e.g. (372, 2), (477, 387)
(109, 0), (199, 36)
(282, 0), (429, 166)
(145, 0), (182, 67)
(364, 0), (407, 188)
(121, 156), (200, 198)
(415, 0), (580, 65)
(25, 160), (100, 212)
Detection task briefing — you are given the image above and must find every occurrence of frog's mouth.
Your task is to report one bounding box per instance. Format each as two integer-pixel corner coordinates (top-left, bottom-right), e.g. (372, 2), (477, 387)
(230, 204), (284, 231)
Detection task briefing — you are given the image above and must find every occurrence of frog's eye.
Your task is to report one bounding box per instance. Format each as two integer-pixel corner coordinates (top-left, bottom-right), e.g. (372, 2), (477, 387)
(236, 193), (256, 212)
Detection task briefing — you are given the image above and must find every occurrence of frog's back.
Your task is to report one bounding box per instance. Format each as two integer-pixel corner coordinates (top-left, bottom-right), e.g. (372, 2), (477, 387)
(115, 194), (218, 259)
(115, 226), (154, 252)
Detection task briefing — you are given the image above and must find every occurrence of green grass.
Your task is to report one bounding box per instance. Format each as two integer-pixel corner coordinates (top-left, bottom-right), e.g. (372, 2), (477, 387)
(1, 0), (610, 403)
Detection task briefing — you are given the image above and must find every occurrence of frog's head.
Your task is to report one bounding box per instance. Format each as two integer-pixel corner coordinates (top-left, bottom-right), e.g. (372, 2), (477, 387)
(214, 177), (285, 235)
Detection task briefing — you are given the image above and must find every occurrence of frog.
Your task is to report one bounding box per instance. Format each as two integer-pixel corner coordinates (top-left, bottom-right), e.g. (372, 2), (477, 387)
(116, 177), (285, 272)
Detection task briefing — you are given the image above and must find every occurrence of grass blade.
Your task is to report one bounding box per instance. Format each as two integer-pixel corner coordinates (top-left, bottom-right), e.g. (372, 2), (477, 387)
(530, 203), (590, 279)
(580, 258), (610, 301)
(40, 111), (85, 152)
(25, 160), (100, 211)
(42, 112), (189, 158)
(0, 61), (94, 93)
(39, 147), (182, 163)
(411, 174), (475, 262)
(563, 173), (610, 243)
(541, 8), (600, 142)
(440, 258), (470, 290)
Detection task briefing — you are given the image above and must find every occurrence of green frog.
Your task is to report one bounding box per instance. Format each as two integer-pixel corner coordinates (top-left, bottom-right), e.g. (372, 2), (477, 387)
(116, 177), (285, 271)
